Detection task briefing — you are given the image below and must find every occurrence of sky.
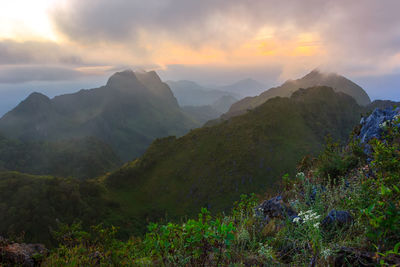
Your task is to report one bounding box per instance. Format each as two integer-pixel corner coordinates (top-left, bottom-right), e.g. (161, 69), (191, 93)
(0, 0), (399, 114)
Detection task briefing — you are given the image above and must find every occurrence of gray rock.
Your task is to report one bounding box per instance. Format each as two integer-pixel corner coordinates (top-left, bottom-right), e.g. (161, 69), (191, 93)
(255, 196), (298, 223)
(0, 239), (47, 267)
(357, 107), (400, 158)
(321, 210), (353, 229)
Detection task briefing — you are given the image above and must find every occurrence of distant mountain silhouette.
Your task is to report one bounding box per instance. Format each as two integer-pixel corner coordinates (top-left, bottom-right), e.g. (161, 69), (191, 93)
(224, 69), (371, 119)
(367, 100), (400, 110)
(183, 95), (239, 124)
(167, 80), (238, 106)
(211, 95), (238, 114)
(217, 78), (266, 97)
(0, 70), (198, 161)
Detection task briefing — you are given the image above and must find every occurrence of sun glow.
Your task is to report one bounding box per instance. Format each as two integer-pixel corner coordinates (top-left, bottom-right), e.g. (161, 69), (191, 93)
(0, 0), (58, 41)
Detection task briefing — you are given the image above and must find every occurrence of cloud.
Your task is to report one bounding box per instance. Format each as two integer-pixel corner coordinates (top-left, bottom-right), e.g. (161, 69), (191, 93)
(50, 0), (326, 47)
(49, 0), (400, 78)
(0, 65), (84, 83)
(0, 40), (83, 65)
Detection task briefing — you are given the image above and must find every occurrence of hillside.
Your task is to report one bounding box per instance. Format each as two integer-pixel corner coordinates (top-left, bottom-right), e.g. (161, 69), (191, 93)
(0, 70), (198, 161)
(224, 69), (371, 119)
(35, 105), (399, 266)
(102, 86), (364, 235)
(0, 171), (112, 244)
(182, 105), (221, 125)
(0, 86), (365, 245)
(0, 135), (121, 179)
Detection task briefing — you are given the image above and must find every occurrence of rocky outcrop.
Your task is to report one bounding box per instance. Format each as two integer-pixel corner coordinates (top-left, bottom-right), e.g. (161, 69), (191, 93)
(321, 210), (353, 229)
(359, 107), (400, 144)
(255, 196), (298, 223)
(358, 106), (400, 156)
(0, 237), (47, 267)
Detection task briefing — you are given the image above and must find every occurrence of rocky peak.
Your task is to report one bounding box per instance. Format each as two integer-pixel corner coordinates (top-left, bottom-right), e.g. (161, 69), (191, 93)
(134, 70), (178, 105)
(105, 69), (143, 90)
(10, 92), (52, 115)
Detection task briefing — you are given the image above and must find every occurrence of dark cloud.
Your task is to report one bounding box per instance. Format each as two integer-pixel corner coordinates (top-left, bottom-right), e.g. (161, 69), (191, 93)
(50, 0), (400, 70)
(0, 40), (84, 65)
(51, 0), (327, 46)
(0, 66), (84, 83)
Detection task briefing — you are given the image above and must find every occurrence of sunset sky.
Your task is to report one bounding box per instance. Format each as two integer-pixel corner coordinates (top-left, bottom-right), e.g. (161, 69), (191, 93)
(0, 0), (399, 114)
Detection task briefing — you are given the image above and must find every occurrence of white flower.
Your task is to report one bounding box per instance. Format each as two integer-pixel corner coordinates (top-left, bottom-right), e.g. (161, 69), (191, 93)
(293, 217), (300, 223)
(313, 223), (320, 228)
(380, 121), (389, 128)
(321, 248), (332, 259)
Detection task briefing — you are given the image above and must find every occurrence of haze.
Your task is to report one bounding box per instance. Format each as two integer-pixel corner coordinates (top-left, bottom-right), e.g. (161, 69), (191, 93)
(0, 0), (399, 115)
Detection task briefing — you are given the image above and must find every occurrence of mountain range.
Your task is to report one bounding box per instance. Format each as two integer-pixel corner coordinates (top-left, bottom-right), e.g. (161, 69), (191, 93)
(166, 80), (239, 107)
(0, 70), (199, 161)
(216, 78), (267, 97)
(100, 86), (365, 236)
(182, 95), (239, 124)
(1, 68), (398, 245)
(223, 69), (371, 119)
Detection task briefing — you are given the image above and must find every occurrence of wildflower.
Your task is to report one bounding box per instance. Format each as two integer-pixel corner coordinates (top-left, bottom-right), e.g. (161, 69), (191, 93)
(313, 222), (320, 228)
(293, 217), (300, 223)
(379, 121), (389, 128)
(321, 248), (332, 260)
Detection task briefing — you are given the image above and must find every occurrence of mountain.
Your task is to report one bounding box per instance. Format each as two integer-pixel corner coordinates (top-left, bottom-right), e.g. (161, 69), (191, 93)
(367, 99), (400, 110)
(167, 80), (239, 106)
(224, 69), (371, 119)
(0, 70), (199, 161)
(183, 95), (240, 124)
(217, 78), (266, 97)
(0, 135), (121, 179)
(211, 95), (238, 114)
(102, 86), (364, 235)
(182, 105), (221, 125)
(0, 86), (367, 243)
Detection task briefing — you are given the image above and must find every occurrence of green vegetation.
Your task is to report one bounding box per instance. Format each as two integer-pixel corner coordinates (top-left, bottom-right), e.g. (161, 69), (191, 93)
(0, 70), (198, 161)
(41, 112), (400, 266)
(102, 86), (363, 236)
(0, 171), (114, 245)
(0, 135), (121, 179)
(0, 86), (365, 248)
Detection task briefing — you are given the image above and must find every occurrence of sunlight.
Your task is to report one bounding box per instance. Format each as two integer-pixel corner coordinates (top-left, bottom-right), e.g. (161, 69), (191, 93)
(0, 0), (58, 41)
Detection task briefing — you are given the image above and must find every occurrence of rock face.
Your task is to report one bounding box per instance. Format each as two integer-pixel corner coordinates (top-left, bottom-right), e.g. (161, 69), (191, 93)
(358, 106), (400, 144)
(0, 238), (48, 267)
(255, 196), (298, 223)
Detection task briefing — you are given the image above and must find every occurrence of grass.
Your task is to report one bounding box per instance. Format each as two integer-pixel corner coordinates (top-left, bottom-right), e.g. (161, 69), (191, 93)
(40, 114), (400, 266)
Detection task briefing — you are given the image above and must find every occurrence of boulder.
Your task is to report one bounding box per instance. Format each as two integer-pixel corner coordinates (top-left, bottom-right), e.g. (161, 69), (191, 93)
(0, 238), (48, 267)
(358, 107), (400, 156)
(321, 210), (353, 229)
(255, 196), (298, 223)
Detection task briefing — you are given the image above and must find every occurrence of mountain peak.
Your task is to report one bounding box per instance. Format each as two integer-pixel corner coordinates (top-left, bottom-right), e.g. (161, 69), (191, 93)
(25, 92), (51, 103)
(302, 69), (336, 80)
(225, 69), (371, 119)
(105, 69), (143, 89)
(2, 92), (52, 118)
(134, 70), (162, 84)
